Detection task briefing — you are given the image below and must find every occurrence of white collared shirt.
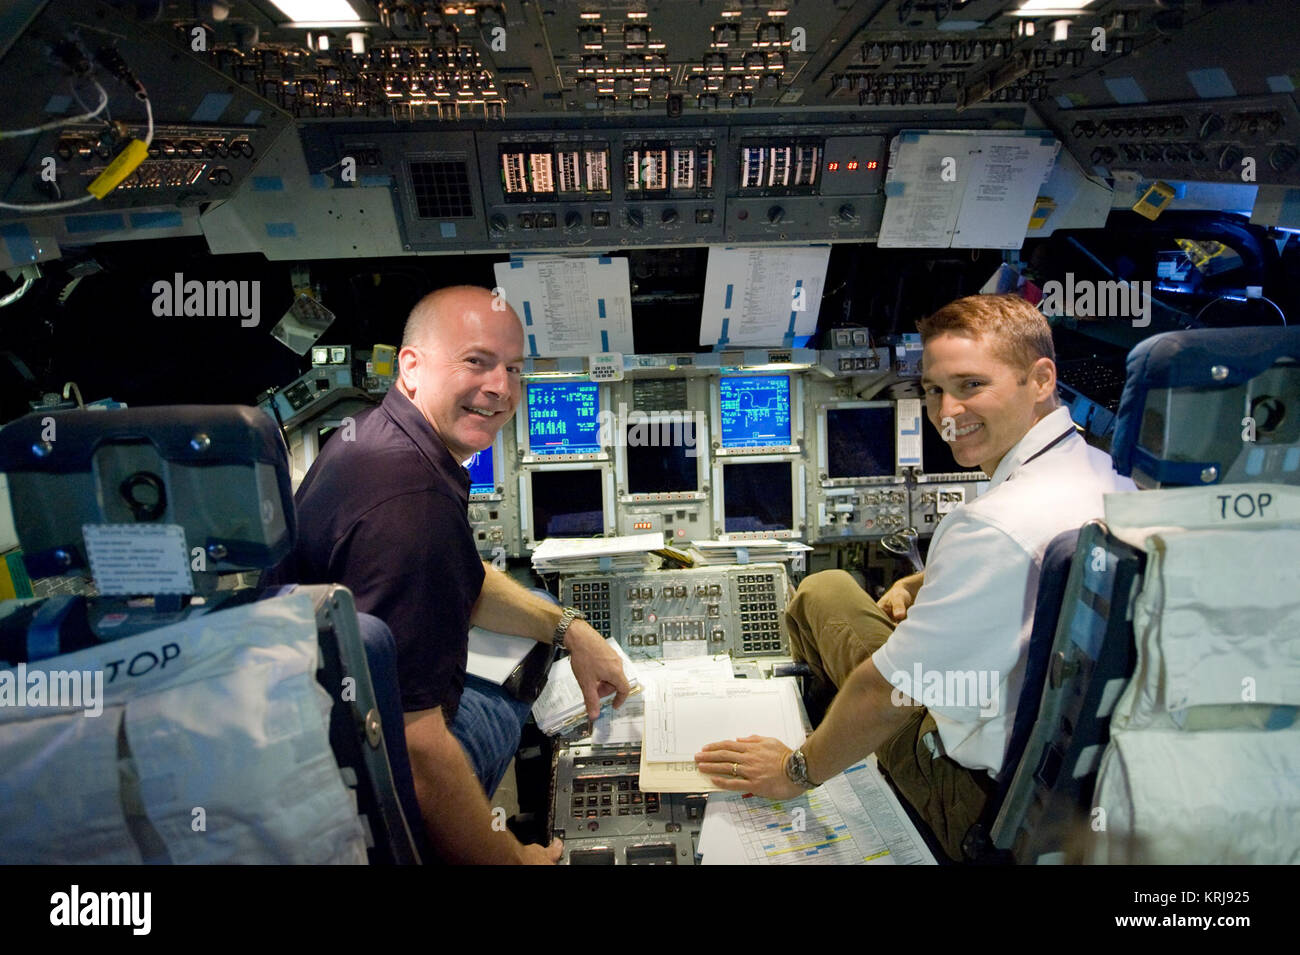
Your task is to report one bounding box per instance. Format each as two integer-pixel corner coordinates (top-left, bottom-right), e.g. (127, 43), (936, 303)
(871, 406), (1137, 775)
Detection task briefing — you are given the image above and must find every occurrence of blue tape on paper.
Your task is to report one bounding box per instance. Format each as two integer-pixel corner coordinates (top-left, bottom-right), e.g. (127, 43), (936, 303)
(440, 222), (456, 237)
(528, 333), (538, 357)
(1, 223), (37, 263)
(791, 334), (811, 347)
(598, 255), (611, 264)
(901, 131), (922, 143)
(598, 556), (613, 572)
(65, 213), (124, 234)
(252, 176), (284, 191)
(724, 283), (733, 309)
(884, 181), (905, 197)
(129, 211), (183, 229)
(1186, 68), (1236, 99)
(522, 301), (533, 326)
(717, 317), (730, 347)
(1103, 77), (1147, 104)
(601, 329), (609, 351)
(265, 222), (296, 237)
(784, 278), (802, 344)
(597, 298), (606, 319)
(735, 547), (749, 564)
(190, 92), (233, 123)
(510, 259), (524, 268)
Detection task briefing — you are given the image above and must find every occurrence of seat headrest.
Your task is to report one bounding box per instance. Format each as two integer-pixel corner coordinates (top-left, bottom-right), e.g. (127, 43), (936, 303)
(0, 405), (295, 581)
(1111, 327), (1300, 488)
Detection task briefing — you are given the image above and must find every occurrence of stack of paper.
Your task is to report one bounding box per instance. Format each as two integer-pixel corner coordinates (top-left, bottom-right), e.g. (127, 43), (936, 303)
(690, 540), (812, 569)
(530, 533), (666, 575)
(531, 637), (641, 736)
(639, 678), (806, 792)
(584, 655), (735, 746)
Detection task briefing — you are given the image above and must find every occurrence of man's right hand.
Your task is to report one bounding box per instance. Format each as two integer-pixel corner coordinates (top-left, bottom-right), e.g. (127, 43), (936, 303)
(517, 837), (564, 864)
(877, 572), (923, 621)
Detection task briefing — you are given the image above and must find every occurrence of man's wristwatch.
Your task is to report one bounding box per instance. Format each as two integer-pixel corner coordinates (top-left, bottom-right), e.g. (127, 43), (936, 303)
(784, 747), (818, 789)
(552, 607), (586, 652)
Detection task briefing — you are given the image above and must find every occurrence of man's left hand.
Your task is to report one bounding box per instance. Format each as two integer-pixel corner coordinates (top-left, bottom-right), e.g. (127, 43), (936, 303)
(695, 735), (807, 800)
(564, 622), (631, 720)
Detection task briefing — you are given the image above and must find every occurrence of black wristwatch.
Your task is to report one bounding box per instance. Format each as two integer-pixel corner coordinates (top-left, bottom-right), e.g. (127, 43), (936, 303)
(784, 747), (818, 789)
(552, 607), (586, 651)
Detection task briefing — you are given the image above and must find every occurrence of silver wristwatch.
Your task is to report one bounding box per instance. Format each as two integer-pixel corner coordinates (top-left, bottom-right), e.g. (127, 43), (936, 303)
(552, 607), (586, 651)
(785, 747), (817, 788)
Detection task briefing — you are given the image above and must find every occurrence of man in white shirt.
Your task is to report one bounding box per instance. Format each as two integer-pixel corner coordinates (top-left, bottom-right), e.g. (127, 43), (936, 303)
(695, 293), (1136, 861)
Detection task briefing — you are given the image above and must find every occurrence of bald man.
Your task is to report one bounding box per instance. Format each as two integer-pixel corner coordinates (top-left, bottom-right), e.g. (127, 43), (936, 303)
(275, 286), (629, 864)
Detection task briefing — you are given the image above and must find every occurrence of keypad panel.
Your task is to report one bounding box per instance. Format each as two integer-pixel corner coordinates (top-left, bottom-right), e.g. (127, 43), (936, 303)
(560, 564), (790, 658)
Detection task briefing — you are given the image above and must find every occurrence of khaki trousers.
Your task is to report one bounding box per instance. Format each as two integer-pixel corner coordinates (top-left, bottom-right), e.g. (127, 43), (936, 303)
(785, 569), (996, 862)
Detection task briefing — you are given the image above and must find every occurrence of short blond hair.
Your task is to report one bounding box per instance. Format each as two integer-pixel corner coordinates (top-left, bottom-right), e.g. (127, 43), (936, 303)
(916, 293), (1055, 379)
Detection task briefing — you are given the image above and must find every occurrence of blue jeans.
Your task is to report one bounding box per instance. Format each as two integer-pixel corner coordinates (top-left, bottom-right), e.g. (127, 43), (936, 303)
(449, 673), (534, 798)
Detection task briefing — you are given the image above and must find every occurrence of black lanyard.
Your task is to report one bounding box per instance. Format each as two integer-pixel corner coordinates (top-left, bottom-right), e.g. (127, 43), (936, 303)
(1018, 426), (1078, 470)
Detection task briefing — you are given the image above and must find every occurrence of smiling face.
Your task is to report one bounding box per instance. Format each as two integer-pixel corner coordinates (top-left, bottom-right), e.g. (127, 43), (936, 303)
(397, 287), (525, 463)
(921, 331), (1058, 476)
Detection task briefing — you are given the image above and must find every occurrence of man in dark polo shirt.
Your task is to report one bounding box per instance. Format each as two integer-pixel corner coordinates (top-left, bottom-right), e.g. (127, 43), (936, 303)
(277, 285), (630, 864)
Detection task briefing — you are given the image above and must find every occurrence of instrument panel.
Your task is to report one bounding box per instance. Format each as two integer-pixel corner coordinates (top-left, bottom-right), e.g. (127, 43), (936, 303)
(273, 348), (992, 558)
(458, 353), (988, 558)
(299, 121), (891, 252)
(549, 742), (706, 866)
(560, 563), (789, 659)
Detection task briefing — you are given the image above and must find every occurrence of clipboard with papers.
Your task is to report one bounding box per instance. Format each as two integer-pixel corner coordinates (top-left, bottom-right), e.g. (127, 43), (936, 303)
(640, 677), (806, 793)
(468, 600), (937, 865)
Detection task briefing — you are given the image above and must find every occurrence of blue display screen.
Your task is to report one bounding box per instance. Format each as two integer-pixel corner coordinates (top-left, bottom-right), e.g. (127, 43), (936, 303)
(719, 376), (792, 449)
(465, 444), (496, 495)
(528, 382), (602, 455)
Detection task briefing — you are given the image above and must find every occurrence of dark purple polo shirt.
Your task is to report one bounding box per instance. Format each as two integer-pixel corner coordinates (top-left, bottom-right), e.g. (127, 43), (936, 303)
(270, 387), (485, 722)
